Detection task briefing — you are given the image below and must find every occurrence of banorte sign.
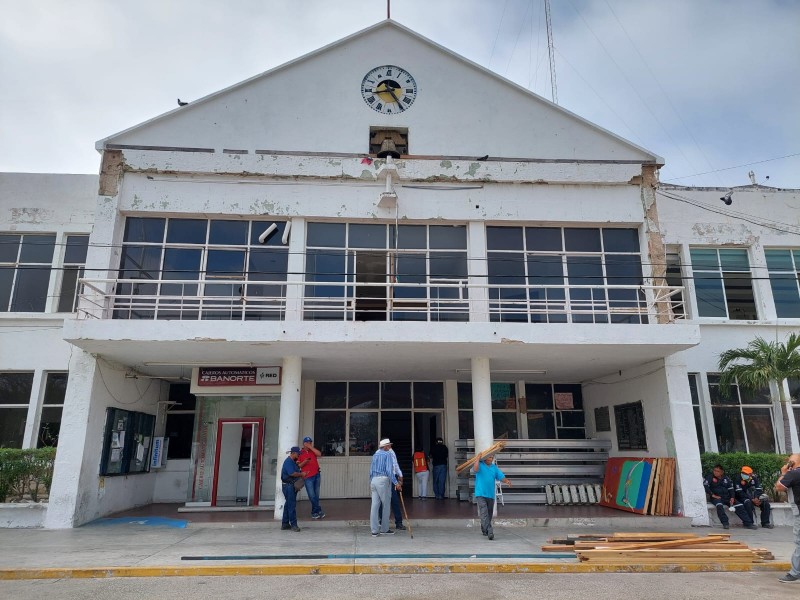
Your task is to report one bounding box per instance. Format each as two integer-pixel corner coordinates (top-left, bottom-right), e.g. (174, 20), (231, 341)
(197, 366), (281, 387)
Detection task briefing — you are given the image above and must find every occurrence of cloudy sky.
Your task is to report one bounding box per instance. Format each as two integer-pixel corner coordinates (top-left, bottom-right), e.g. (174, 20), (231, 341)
(1, 0), (798, 188)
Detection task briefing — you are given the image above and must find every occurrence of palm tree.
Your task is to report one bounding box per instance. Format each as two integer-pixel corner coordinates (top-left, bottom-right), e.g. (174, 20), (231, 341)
(718, 333), (800, 454)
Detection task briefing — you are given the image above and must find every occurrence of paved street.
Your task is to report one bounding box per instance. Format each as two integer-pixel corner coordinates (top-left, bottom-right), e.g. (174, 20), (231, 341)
(2, 572), (798, 599)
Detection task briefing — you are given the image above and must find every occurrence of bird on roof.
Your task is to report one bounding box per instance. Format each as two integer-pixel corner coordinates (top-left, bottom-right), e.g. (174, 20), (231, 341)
(177, 99), (188, 107)
(477, 155), (489, 161)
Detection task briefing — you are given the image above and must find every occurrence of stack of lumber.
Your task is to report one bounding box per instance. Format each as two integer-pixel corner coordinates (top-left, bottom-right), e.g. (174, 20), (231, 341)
(542, 532), (774, 565)
(455, 440), (507, 474)
(646, 458), (675, 516)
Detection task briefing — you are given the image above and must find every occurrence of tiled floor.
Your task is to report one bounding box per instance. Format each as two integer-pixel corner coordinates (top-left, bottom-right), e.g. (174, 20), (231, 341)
(110, 499), (656, 524)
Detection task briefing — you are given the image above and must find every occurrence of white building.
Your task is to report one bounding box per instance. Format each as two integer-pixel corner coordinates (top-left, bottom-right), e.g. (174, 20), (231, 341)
(1, 21), (798, 529)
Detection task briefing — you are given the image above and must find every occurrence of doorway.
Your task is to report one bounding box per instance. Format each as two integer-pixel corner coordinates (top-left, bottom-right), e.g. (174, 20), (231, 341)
(381, 411), (412, 496)
(211, 418), (264, 506)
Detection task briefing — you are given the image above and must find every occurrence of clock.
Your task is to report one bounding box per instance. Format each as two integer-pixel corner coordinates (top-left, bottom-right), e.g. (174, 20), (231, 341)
(361, 65), (417, 114)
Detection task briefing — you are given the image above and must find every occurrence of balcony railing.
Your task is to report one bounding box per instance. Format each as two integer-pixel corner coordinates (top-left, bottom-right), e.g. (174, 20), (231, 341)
(76, 278), (685, 324)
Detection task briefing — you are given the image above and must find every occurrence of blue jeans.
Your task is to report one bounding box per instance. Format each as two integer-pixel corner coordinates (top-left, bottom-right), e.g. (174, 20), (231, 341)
(303, 473), (323, 516)
(791, 507), (800, 578)
(281, 482), (297, 527)
(433, 464), (447, 498)
(379, 486), (403, 526)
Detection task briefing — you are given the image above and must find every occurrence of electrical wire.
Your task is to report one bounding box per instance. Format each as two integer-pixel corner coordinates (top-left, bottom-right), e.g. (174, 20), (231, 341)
(661, 152), (800, 183)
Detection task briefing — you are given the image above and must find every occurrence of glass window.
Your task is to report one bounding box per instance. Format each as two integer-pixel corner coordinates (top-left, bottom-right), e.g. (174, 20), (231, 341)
(315, 382), (347, 409)
(349, 224), (386, 248)
(43, 372), (67, 404)
(457, 382), (473, 409)
(349, 382), (379, 409)
(486, 226), (523, 251)
(349, 412), (378, 455)
(58, 235), (87, 312)
(249, 221), (289, 247)
(164, 384), (196, 459)
(691, 248), (757, 319)
(707, 374), (775, 452)
(307, 222), (346, 247)
(429, 225), (467, 249)
(564, 228), (601, 252)
(0, 372), (33, 448)
(603, 228), (639, 253)
(492, 412), (518, 439)
(209, 220), (248, 245)
(528, 411), (555, 438)
(38, 406), (62, 448)
(525, 384), (553, 410)
(765, 249), (800, 318)
(490, 383), (516, 410)
(382, 382), (411, 409)
(413, 382), (444, 408)
(395, 225), (427, 249)
(665, 251), (685, 318)
(166, 219), (207, 244)
(313, 411), (347, 456)
(0, 234), (56, 313)
(525, 227), (562, 251)
(124, 218), (165, 243)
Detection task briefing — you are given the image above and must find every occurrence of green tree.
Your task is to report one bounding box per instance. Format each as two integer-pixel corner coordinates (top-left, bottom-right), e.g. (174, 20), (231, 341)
(718, 333), (800, 454)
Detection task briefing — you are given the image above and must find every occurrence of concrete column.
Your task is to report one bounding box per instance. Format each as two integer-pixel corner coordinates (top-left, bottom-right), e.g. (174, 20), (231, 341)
(274, 355), (302, 521)
(664, 355), (709, 526)
(22, 369), (45, 449)
(467, 222), (489, 322)
(471, 357), (493, 452)
(44, 351), (97, 528)
(284, 217), (306, 322)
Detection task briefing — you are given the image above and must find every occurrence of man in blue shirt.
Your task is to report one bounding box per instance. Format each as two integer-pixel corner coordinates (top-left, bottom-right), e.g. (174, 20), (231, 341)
(369, 438), (399, 537)
(470, 453), (511, 540)
(280, 446), (303, 532)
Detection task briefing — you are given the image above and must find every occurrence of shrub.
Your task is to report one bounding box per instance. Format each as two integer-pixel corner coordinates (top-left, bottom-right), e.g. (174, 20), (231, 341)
(0, 448), (57, 503)
(700, 452), (787, 501)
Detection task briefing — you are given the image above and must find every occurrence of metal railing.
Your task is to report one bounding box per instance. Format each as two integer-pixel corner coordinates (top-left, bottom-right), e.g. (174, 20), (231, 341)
(76, 277), (685, 323)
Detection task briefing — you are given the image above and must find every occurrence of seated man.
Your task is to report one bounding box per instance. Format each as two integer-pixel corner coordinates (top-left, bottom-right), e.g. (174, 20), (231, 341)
(735, 465), (773, 529)
(703, 464), (756, 530)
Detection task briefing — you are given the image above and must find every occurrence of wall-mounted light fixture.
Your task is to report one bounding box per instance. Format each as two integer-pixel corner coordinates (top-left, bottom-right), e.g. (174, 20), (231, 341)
(454, 369), (547, 375)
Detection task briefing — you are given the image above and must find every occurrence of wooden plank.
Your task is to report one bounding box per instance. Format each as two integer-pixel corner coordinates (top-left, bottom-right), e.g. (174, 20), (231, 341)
(541, 544), (577, 552)
(607, 532), (704, 540)
(599, 535), (728, 551)
(455, 441), (506, 474)
(667, 458), (676, 515)
(649, 458), (663, 515)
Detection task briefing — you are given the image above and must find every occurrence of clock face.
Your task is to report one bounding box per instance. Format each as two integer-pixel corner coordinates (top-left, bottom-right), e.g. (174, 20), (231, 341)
(361, 65), (417, 114)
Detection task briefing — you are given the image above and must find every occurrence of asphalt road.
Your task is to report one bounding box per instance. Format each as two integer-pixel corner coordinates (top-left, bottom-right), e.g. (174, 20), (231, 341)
(2, 572), (797, 599)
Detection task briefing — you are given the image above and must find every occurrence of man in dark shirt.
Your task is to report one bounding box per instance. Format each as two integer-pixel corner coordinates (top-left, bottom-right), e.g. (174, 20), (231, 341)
(776, 453), (800, 583)
(280, 446), (303, 532)
(734, 465), (772, 528)
(430, 437), (449, 499)
(703, 464), (755, 529)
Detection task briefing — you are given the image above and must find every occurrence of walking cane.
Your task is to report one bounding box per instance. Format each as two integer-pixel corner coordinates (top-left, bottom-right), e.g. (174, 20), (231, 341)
(398, 488), (413, 538)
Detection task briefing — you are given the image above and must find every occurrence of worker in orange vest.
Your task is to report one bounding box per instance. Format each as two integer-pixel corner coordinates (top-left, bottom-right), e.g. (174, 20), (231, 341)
(413, 447), (431, 500)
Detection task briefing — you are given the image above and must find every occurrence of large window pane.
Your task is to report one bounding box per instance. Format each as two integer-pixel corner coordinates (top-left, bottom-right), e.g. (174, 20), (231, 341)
(457, 383), (473, 409)
(564, 228), (601, 252)
(11, 267), (50, 311)
(769, 274), (800, 318)
(694, 272), (727, 317)
(429, 225), (466, 249)
(382, 382), (411, 409)
(458, 410), (474, 439)
(349, 224), (386, 248)
(490, 383), (516, 409)
(313, 411), (346, 456)
(307, 222), (346, 247)
(0, 408), (28, 447)
(528, 412), (555, 438)
(38, 406), (62, 447)
(0, 234), (21, 262)
(349, 382), (379, 409)
(525, 384), (553, 410)
(315, 382), (347, 409)
(602, 228), (639, 253)
(712, 406), (746, 452)
(43, 373), (67, 404)
(209, 220), (248, 245)
(349, 412), (378, 455)
(124, 218), (165, 243)
(166, 219), (206, 244)
(742, 407), (775, 452)
(0, 373), (33, 405)
(413, 382), (444, 408)
(525, 227), (562, 251)
(486, 226), (523, 251)
(19, 234), (55, 263)
(492, 412), (518, 439)
(395, 225), (426, 249)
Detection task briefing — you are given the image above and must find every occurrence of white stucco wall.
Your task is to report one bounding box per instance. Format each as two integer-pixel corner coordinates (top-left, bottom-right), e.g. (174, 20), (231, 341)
(44, 351), (165, 528)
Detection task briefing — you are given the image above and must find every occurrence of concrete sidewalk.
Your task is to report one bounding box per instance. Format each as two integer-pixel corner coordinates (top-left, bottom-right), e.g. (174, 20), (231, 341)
(0, 518), (794, 579)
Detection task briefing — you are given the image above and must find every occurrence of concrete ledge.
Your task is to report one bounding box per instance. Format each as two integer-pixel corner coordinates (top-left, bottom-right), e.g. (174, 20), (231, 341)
(708, 503), (796, 527)
(0, 503), (47, 528)
(0, 561), (790, 579)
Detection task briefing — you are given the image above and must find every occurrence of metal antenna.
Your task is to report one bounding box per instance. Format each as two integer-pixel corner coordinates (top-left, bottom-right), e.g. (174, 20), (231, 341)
(544, 0), (558, 104)
(387, 0), (391, 19)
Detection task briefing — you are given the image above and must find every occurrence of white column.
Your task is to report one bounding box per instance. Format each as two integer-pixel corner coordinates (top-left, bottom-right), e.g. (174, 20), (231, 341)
(471, 357), (493, 452)
(467, 222), (489, 322)
(274, 355), (302, 521)
(22, 369), (46, 449)
(44, 351), (97, 528)
(664, 355), (709, 526)
(284, 217), (306, 322)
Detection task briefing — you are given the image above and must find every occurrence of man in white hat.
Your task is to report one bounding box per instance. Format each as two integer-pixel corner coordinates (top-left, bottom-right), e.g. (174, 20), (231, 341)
(369, 438), (400, 537)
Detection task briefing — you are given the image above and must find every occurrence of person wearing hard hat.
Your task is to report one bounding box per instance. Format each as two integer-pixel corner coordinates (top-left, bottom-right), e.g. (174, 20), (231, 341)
(703, 464), (756, 530)
(735, 465), (773, 529)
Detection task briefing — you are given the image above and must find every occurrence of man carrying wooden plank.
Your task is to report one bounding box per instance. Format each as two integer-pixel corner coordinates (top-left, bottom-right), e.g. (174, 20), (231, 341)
(470, 453), (511, 540)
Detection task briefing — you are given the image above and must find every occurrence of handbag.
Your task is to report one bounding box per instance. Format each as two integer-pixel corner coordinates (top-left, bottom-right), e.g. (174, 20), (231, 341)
(293, 477), (305, 492)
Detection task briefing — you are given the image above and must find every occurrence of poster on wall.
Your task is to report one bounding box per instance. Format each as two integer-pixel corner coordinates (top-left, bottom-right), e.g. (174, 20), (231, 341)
(554, 392), (574, 410)
(598, 457), (655, 514)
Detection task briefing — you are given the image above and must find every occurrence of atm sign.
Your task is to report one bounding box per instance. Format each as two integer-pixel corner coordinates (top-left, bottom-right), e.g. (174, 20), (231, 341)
(197, 366), (281, 387)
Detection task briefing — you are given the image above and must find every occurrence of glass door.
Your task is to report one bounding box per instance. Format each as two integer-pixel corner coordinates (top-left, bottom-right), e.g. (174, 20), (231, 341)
(211, 418), (264, 506)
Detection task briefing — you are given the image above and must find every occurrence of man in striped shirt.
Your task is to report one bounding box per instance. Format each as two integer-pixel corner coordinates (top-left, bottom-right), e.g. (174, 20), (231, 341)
(370, 438), (399, 537)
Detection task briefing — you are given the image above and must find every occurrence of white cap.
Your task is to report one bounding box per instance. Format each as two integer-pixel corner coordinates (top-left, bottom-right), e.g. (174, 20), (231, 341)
(379, 438), (391, 447)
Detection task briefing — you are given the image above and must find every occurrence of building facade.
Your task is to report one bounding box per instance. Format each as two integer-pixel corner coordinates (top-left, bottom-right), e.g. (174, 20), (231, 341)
(1, 21), (798, 528)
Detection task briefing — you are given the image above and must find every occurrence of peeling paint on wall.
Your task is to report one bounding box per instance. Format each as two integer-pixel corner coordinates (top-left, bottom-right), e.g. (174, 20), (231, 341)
(466, 163), (481, 177)
(10, 208), (51, 224)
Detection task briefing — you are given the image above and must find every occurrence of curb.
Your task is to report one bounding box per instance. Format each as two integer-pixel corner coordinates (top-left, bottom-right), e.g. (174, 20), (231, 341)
(0, 562), (791, 579)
